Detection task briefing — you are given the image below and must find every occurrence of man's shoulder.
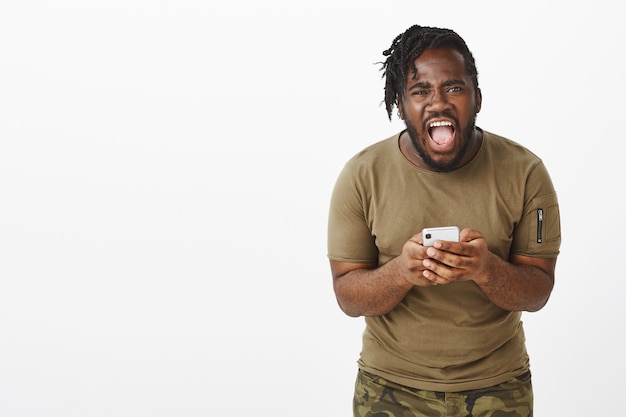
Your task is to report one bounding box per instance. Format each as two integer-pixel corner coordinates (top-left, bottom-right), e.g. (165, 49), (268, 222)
(347, 132), (401, 165)
(482, 130), (542, 162)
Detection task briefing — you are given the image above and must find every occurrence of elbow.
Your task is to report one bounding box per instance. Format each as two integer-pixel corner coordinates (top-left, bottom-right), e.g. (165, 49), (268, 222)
(335, 295), (364, 318)
(526, 291), (553, 313)
(523, 279), (555, 313)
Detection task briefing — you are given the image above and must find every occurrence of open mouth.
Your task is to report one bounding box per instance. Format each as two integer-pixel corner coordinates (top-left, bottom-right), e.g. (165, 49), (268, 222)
(428, 120), (455, 148)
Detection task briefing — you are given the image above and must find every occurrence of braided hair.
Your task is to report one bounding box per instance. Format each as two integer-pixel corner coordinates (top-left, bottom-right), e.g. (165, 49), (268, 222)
(380, 25), (479, 120)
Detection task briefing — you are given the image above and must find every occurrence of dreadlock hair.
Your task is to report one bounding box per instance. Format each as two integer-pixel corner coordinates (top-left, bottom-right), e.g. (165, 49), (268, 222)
(379, 25), (479, 120)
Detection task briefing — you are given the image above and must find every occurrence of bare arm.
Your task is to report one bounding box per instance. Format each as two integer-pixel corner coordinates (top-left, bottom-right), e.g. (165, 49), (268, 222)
(478, 253), (555, 312)
(331, 259), (410, 317)
(332, 228), (556, 316)
(331, 234), (438, 317)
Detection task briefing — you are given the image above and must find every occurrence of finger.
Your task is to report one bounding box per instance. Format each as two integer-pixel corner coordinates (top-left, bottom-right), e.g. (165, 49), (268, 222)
(409, 233), (424, 246)
(422, 258), (454, 283)
(459, 228), (482, 243)
(422, 267), (451, 285)
(426, 246), (460, 269)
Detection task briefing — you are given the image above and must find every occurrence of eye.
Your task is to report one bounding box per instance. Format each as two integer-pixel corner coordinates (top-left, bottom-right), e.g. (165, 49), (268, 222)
(447, 86), (462, 93)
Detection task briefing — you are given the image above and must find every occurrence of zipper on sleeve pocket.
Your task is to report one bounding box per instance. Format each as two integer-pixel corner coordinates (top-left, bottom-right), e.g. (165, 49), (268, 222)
(536, 208), (543, 243)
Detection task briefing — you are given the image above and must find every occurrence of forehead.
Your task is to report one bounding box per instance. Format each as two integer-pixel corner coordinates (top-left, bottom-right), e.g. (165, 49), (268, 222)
(409, 48), (468, 82)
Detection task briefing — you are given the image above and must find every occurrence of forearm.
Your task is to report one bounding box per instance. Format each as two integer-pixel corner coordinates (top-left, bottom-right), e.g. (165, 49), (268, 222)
(475, 253), (555, 312)
(333, 258), (414, 317)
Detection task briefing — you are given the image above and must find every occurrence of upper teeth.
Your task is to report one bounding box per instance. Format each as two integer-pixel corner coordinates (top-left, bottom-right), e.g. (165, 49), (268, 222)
(430, 121), (452, 128)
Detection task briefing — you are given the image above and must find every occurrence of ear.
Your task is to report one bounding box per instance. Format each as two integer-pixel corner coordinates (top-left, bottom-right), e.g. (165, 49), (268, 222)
(397, 101), (404, 120)
(474, 88), (482, 114)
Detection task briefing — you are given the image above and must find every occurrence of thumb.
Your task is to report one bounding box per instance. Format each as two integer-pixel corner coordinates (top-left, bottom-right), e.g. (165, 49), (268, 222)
(459, 228), (483, 243)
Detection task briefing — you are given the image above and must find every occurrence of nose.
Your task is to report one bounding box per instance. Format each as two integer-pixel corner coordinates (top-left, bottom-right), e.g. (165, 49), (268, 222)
(427, 88), (449, 111)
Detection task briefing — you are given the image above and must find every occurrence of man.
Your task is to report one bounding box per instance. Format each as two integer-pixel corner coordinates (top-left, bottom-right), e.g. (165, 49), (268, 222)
(327, 25), (561, 417)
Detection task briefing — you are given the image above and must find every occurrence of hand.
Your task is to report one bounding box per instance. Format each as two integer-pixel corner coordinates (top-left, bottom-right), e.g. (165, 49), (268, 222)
(420, 228), (491, 285)
(396, 233), (440, 287)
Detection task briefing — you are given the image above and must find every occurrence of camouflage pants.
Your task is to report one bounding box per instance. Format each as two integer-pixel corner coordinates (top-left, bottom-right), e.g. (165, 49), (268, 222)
(353, 369), (533, 417)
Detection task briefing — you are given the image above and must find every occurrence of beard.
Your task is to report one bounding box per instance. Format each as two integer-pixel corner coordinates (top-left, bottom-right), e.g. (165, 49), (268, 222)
(405, 114), (477, 172)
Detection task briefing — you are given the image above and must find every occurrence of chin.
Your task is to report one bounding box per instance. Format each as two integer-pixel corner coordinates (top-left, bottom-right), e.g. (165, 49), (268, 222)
(429, 158), (461, 172)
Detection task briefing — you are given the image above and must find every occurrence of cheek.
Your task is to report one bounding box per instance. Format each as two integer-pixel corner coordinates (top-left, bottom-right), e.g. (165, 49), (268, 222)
(404, 104), (426, 123)
(404, 114), (423, 132)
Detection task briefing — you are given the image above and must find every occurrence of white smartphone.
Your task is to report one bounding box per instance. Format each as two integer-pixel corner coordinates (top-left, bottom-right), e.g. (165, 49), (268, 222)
(422, 226), (460, 246)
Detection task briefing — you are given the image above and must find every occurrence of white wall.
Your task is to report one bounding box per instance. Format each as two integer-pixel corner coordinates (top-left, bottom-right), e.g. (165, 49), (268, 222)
(0, 1), (622, 416)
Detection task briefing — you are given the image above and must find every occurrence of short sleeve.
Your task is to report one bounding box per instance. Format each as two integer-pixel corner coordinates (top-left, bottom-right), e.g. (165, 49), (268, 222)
(327, 163), (378, 263)
(510, 162), (561, 257)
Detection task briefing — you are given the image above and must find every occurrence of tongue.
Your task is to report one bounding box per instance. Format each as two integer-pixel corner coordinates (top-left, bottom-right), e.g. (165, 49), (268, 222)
(431, 126), (454, 146)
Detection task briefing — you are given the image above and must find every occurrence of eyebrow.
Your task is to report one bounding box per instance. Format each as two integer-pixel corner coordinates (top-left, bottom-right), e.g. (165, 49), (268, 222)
(407, 78), (467, 91)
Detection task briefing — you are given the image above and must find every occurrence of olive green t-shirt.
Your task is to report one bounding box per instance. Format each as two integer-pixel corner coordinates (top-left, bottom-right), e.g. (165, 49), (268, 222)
(327, 130), (561, 392)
